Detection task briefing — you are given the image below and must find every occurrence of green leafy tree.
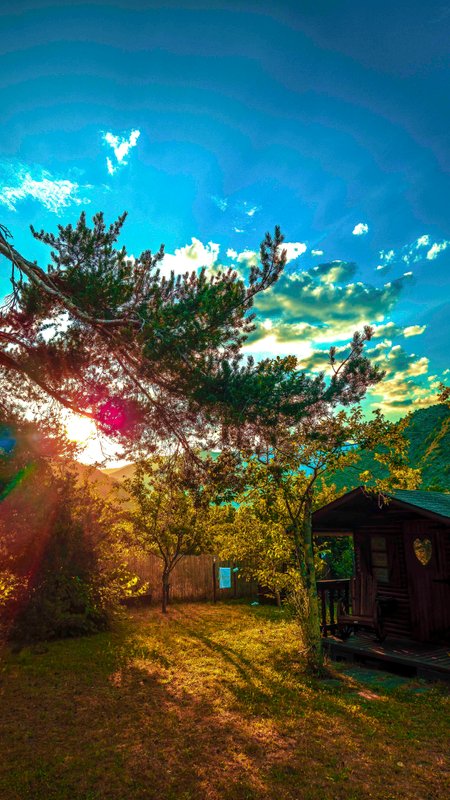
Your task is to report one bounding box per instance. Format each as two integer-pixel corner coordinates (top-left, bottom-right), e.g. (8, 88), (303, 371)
(213, 484), (336, 607)
(0, 215), (289, 453)
(1, 216), (383, 460)
(125, 453), (212, 613)
(5, 469), (138, 642)
(231, 405), (420, 673)
(0, 414), (137, 641)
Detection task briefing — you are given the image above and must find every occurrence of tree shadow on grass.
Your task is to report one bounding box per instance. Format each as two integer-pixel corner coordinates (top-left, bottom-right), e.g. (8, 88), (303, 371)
(0, 607), (448, 800)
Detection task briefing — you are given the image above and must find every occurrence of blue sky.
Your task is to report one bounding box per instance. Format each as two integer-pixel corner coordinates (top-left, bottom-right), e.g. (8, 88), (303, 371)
(1, 0), (449, 427)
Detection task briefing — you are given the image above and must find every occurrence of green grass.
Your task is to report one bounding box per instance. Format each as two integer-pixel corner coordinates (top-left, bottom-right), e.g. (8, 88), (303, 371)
(0, 602), (449, 800)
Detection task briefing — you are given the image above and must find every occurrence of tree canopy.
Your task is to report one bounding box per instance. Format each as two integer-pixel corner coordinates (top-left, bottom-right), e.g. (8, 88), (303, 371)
(1, 213), (382, 457)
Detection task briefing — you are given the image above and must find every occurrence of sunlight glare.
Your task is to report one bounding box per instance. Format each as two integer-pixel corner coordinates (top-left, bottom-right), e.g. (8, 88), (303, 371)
(65, 415), (97, 443)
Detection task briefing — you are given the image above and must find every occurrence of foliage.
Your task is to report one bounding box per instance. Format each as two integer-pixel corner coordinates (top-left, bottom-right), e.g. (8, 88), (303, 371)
(0, 413), (77, 623)
(9, 485), (108, 642)
(328, 403), (450, 492)
(1, 215), (384, 460)
(213, 484), (337, 603)
(218, 406), (420, 673)
(213, 503), (293, 603)
(4, 469), (138, 642)
(0, 415), (139, 641)
(125, 452), (213, 612)
(317, 535), (355, 579)
(0, 215), (292, 454)
(403, 403), (450, 491)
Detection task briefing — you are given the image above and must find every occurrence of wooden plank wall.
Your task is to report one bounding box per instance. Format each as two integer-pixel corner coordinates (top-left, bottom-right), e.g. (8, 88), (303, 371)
(354, 521), (412, 639)
(404, 520), (450, 640)
(126, 551), (257, 603)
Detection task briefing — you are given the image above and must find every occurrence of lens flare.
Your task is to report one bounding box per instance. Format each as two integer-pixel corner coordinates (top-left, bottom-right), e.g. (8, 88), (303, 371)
(65, 415), (97, 443)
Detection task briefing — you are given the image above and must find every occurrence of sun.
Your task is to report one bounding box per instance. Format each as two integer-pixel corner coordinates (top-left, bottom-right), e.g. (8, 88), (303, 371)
(65, 415), (97, 444)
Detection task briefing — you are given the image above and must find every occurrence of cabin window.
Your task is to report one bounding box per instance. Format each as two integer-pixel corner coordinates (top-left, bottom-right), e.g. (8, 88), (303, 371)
(370, 535), (389, 583)
(413, 537), (432, 566)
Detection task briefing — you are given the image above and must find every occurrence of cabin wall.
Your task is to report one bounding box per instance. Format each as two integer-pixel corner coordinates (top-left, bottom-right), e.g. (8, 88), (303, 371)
(354, 518), (412, 639)
(354, 513), (450, 642)
(403, 519), (450, 641)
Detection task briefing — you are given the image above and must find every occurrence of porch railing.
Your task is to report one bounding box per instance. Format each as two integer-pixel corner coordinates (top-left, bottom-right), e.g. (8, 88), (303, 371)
(316, 578), (350, 637)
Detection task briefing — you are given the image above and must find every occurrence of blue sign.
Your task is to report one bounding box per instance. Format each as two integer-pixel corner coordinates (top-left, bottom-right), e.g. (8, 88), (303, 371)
(219, 567), (231, 589)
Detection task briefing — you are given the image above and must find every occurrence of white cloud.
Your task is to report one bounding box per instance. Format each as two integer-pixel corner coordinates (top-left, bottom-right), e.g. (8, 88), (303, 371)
(402, 324), (426, 338)
(398, 235), (450, 266)
(379, 248), (395, 264)
(352, 222), (369, 236)
(243, 332), (313, 361)
(241, 201), (260, 218)
(162, 238), (220, 276)
(281, 242), (307, 262)
(235, 249), (259, 268)
(0, 169), (90, 213)
(231, 243), (307, 270)
(311, 249), (323, 256)
(426, 240), (449, 260)
(416, 234), (430, 248)
(106, 157), (116, 176)
(103, 129), (140, 174)
(233, 227), (245, 233)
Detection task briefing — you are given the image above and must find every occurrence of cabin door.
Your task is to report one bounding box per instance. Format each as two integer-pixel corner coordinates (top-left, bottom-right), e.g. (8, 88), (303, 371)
(403, 522), (441, 641)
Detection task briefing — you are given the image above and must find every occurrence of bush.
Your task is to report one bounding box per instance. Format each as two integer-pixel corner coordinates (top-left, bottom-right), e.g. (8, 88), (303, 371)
(2, 467), (138, 644)
(10, 500), (109, 642)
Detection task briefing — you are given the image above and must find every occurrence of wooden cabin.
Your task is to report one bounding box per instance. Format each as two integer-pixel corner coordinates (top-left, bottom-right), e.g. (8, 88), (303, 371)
(313, 488), (450, 643)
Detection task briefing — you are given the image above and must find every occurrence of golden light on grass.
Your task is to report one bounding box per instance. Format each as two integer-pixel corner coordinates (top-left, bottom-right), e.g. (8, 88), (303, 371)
(0, 604), (448, 799)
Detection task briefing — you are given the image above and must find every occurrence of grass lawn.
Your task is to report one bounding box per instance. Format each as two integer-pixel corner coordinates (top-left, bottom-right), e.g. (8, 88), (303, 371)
(0, 602), (449, 800)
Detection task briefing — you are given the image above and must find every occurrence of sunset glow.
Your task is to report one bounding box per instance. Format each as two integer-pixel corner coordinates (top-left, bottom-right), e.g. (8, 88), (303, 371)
(65, 415), (97, 444)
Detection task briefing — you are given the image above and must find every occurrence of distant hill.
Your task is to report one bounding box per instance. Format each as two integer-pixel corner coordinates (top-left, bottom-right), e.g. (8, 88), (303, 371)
(74, 462), (131, 504)
(328, 404), (450, 493)
(92, 405), (450, 496)
(101, 463), (136, 483)
(404, 404), (450, 490)
(70, 462), (118, 498)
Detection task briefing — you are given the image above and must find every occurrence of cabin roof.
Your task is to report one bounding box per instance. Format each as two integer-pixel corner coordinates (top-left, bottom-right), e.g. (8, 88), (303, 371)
(313, 487), (450, 533)
(390, 489), (450, 519)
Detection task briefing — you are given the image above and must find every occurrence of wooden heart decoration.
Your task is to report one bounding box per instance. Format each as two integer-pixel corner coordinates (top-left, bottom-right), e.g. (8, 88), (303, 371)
(413, 537), (432, 566)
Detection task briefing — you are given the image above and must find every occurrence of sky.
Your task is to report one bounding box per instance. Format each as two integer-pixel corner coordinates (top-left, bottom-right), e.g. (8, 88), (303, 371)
(1, 0), (449, 460)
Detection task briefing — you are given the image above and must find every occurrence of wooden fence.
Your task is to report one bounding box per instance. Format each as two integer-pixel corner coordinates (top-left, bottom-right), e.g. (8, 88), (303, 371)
(126, 551), (257, 604)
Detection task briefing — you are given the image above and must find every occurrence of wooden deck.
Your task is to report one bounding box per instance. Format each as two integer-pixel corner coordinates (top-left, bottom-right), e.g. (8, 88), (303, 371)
(323, 632), (450, 682)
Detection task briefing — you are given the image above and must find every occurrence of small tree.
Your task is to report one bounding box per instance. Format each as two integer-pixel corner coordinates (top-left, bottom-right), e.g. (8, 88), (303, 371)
(234, 406), (420, 673)
(214, 503), (291, 606)
(126, 453), (211, 613)
(0, 413), (138, 641)
(4, 469), (136, 642)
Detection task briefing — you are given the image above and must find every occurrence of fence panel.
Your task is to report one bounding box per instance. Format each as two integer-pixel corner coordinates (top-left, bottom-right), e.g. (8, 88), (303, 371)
(126, 551), (257, 603)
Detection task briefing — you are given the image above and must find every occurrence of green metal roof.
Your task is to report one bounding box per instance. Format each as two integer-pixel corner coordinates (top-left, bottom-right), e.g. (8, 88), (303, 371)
(390, 490), (450, 520)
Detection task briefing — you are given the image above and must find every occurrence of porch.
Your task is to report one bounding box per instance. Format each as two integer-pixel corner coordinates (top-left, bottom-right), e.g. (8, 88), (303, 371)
(317, 578), (450, 682)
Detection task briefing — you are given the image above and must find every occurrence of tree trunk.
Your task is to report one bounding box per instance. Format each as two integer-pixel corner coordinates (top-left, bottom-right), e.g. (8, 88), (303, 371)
(161, 568), (170, 614)
(302, 493), (323, 674)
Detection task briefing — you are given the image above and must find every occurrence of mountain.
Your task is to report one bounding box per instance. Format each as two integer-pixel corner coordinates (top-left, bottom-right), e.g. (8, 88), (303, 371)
(328, 404), (450, 493)
(71, 462), (119, 498)
(403, 404), (450, 490)
(92, 405), (450, 496)
(101, 463), (136, 482)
